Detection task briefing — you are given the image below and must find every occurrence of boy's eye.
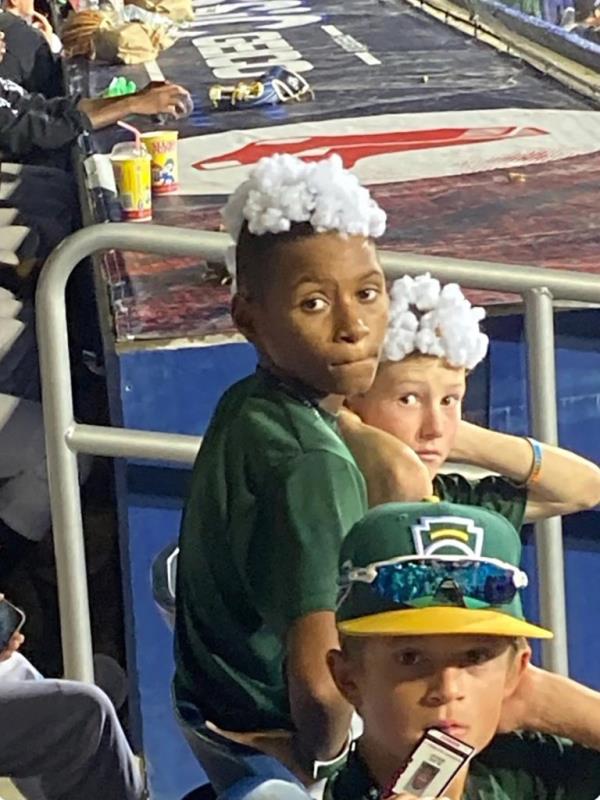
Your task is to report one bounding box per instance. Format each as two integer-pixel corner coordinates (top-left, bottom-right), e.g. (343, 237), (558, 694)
(357, 287), (381, 302)
(395, 650), (422, 666)
(398, 393), (418, 406)
(464, 648), (493, 666)
(301, 297), (328, 312)
(441, 395), (461, 407)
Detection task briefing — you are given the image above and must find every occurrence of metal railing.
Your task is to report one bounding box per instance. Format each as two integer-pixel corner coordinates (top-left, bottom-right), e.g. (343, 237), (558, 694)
(37, 222), (600, 683)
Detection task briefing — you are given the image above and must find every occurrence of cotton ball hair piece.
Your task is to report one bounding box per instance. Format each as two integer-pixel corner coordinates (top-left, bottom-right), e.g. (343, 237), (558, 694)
(222, 152), (386, 245)
(383, 274), (489, 370)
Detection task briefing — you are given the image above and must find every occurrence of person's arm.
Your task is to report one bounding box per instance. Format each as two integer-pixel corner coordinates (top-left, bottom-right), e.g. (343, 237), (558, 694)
(500, 664), (600, 750)
(0, 81), (191, 157)
(248, 450), (364, 765)
(449, 421), (600, 522)
(338, 408), (433, 507)
(287, 611), (352, 767)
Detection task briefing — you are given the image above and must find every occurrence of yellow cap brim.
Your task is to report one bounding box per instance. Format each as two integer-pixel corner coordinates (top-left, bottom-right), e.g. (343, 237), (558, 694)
(337, 606), (553, 639)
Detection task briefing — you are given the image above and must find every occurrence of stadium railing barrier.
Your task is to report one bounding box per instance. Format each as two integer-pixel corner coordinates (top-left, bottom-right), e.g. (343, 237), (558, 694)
(37, 223), (600, 682)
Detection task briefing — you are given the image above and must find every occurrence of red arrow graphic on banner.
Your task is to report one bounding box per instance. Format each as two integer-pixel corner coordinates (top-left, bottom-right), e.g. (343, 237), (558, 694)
(192, 126), (548, 171)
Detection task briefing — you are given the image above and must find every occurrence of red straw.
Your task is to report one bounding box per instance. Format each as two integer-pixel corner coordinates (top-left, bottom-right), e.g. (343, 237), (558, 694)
(117, 120), (142, 151)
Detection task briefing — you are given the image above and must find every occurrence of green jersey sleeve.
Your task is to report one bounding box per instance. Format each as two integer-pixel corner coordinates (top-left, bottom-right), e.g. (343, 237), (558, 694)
(475, 732), (600, 799)
(434, 473), (527, 533)
(247, 450), (367, 636)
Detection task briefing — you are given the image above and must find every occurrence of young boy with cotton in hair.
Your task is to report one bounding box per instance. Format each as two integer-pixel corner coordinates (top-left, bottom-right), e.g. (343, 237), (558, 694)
(326, 500), (600, 800)
(174, 154), (394, 792)
(342, 274), (600, 526)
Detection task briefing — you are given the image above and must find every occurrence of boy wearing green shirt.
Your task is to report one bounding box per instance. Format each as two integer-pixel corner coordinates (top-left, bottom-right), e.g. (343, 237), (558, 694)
(326, 500), (600, 800)
(174, 153), (391, 791)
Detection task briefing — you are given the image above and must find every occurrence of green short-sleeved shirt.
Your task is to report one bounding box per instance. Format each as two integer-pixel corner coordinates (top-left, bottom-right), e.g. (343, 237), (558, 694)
(173, 369), (368, 732)
(434, 473), (527, 534)
(325, 733), (600, 800)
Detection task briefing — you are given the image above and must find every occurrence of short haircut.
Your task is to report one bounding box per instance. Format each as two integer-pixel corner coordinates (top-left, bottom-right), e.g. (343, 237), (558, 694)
(235, 220), (316, 300)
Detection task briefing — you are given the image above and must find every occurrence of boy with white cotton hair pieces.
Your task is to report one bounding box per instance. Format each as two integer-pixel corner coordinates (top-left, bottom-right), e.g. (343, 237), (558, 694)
(174, 154), (392, 793)
(342, 273), (600, 526)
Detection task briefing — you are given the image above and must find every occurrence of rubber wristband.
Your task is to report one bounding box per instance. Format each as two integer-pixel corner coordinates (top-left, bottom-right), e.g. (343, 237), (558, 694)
(523, 437), (543, 486)
(312, 733), (352, 780)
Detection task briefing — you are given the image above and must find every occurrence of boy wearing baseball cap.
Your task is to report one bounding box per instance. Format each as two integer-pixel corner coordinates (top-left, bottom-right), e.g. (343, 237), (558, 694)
(327, 500), (600, 799)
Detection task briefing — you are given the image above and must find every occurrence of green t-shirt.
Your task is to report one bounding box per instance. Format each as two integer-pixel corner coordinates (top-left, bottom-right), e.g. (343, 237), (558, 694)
(325, 733), (600, 799)
(434, 473), (527, 534)
(174, 369), (528, 733)
(174, 369), (368, 732)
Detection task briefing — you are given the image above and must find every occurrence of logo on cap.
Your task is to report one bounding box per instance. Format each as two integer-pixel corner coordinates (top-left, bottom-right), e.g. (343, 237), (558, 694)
(412, 516), (484, 558)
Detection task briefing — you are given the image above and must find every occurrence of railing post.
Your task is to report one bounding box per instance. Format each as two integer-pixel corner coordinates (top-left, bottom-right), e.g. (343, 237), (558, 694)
(524, 288), (569, 676)
(37, 244), (94, 683)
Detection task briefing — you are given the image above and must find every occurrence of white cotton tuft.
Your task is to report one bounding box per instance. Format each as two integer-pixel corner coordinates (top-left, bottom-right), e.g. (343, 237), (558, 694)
(382, 273), (489, 369)
(222, 153), (387, 244)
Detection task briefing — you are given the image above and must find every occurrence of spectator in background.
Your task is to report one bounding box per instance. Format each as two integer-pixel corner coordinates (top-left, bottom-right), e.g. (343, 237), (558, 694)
(0, 75), (191, 168)
(0, 0), (62, 98)
(0, 392), (54, 579)
(0, 618), (144, 800)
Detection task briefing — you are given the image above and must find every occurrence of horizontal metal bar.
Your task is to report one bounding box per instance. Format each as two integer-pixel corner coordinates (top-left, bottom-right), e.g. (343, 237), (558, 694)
(54, 223), (600, 304)
(378, 250), (600, 303)
(68, 423), (201, 464)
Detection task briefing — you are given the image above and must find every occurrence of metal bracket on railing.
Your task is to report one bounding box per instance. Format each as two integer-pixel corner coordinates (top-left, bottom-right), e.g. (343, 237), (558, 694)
(37, 222), (600, 681)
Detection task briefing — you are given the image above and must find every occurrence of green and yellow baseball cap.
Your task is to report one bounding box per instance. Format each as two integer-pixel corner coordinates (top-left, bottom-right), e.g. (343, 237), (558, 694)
(336, 500), (552, 639)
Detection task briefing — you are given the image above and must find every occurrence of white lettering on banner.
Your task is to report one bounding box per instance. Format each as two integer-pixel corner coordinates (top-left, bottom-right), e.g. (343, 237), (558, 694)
(191, 31), (313, 78)
(178, 0), (319, 80)
(181, 0), (321, 31)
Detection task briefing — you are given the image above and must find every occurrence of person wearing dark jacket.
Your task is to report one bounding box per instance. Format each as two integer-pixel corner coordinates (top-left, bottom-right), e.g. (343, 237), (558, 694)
(0, 73), (190, 166)
(0, 8), (63, 98)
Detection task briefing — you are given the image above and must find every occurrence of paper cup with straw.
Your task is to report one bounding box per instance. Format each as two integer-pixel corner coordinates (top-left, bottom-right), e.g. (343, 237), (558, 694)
(141, 130), (179, 194)
(110, 121), (152, 222)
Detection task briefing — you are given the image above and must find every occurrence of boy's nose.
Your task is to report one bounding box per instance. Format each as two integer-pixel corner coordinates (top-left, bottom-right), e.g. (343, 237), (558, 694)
(420, 405), (443, 439)
(334, 305), (369, 344)
(424, 666), (465, 706)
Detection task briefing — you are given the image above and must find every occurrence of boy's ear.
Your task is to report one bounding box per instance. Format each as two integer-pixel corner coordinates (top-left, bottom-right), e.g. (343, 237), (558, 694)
(231, 293), (258, 344)
(327, 648), (363, 709)
(505, 642), (531, 697)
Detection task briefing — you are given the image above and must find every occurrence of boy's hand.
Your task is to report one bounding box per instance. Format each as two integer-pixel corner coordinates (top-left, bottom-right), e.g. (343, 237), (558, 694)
(338, 408), (432, 506)
(129, 82), (191, 117)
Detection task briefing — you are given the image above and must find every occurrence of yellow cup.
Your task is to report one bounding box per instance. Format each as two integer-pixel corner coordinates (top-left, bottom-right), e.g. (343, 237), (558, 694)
(141, 130), (179, 194)
(110, 143), (152, 222)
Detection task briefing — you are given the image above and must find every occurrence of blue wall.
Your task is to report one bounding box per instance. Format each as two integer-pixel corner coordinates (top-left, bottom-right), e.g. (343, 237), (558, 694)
(484, 310), (600, 685)
(117, 343), (256, 800)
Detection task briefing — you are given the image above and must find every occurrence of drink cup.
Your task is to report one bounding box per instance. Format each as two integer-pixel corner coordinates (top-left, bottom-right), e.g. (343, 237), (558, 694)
(140, 130), (179, 194)
(109, 142), (152, 221)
